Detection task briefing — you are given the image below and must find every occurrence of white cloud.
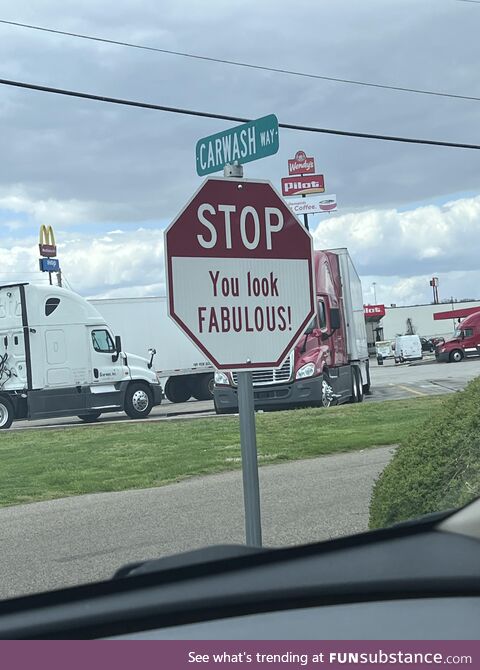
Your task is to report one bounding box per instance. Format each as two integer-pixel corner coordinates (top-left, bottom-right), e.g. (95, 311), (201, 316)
(1, 193), (480, 306)
(311, 195), (480, 280)
(362, 271), (480, 308)
(0, 228), (164, 295)
(4, 220), (25, 231)
(0, 189), (99, 226)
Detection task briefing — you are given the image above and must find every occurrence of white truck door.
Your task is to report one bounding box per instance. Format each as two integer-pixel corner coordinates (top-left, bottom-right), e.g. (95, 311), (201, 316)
(0, 286), (28, 391)
(88, 327), (127, 385)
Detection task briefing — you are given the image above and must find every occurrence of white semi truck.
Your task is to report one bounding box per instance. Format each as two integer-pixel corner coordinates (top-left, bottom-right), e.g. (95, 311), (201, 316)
(90, 296), (214, 403)
(0, 283), (162, 429)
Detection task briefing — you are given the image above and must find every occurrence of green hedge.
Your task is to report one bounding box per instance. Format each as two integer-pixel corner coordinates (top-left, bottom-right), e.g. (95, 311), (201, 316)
(369, 376), (480, 529)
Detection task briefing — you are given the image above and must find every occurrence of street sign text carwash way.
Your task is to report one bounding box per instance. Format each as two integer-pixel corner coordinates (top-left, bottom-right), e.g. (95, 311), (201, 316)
(196, 115), (279, 177)
(165, 178), (315, 370)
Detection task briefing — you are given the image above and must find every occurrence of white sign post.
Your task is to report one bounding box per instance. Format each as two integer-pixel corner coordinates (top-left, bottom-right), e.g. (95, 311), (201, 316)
(165, 175), (315, 545)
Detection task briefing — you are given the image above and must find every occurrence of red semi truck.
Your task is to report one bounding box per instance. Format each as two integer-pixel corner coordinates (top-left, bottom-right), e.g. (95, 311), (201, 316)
(213, 248), (370, 413)
(435, 311), (480, 362)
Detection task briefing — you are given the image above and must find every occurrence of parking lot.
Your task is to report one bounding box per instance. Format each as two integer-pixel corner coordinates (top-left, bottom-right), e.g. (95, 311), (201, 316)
(10, 356), (480, 431)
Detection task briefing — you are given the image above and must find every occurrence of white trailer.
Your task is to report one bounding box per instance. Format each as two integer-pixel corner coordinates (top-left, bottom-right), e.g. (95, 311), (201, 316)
(89, 296), (214, 403)
(331, 247), (370, 371)
(0, 284), (162, 429)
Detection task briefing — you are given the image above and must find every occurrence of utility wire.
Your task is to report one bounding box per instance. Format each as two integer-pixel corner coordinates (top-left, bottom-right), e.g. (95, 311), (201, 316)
(1, 77), (479, 150)
(0, 18), (479, 103)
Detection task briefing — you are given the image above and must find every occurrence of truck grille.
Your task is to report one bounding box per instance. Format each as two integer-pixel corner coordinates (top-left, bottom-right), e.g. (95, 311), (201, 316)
(232, 355), (293, 387)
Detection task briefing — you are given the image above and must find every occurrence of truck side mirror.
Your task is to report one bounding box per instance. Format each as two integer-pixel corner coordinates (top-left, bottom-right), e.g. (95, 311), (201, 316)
(147, 348), (156, 370)
(112, 335), (122, 362)
(330, 308), (341, 331)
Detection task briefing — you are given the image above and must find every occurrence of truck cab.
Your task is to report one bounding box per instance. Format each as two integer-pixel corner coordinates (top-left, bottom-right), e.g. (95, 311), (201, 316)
(435, 311), (480, 363)
(0, 283), (162, 429)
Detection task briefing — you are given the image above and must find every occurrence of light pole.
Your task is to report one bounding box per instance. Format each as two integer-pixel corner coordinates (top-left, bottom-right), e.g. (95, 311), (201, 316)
(372, 282), (377, 304)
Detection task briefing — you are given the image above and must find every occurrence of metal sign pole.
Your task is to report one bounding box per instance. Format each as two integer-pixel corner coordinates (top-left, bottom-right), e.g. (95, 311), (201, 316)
(236, 370), (262, 546)
(301, 172), (309, 231)
(303, 211), (309, 231)
(223, 162), (262, 547)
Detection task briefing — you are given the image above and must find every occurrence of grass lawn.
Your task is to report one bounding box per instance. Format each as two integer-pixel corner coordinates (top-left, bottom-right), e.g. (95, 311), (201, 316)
(0, 396), (445, 508)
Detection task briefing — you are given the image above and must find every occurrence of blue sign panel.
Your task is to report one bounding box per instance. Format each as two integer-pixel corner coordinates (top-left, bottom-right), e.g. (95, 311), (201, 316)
(39, 258), (60, 272)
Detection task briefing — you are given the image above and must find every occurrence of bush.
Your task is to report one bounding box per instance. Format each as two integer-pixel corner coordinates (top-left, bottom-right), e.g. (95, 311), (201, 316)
(369, 377), (480, 529)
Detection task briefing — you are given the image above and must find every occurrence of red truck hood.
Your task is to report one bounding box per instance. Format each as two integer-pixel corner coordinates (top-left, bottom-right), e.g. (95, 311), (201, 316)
(293, 342), (329, 375)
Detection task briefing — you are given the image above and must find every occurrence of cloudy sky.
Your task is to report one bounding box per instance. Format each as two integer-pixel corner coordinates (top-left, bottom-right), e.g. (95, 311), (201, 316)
(0, 0), (479, 305)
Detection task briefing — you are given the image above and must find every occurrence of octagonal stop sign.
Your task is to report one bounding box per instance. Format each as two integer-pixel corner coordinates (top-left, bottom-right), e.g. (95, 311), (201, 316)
(165, 177), (315, 370)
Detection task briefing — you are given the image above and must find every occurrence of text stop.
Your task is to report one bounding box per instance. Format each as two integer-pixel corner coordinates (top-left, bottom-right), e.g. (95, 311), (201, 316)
(196, 203), (284, 251)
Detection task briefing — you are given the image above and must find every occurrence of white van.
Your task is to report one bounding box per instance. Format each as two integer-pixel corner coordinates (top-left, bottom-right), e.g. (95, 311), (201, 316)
(393, 335), (423, 363)
(0, 283), (163, 429)
(375, 340), (394, 364)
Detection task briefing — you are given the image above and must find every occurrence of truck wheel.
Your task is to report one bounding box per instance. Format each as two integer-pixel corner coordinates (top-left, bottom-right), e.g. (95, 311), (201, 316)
(449, 349), (464, 363)
(349, 368), (359, 403)
(355, 367), (364, 403)
(124, 383), (153, 419)
(191, 374), (215, 401)
(0, 396), (14, 429)
(164, 377), (192, 403)
(321, 374), (338, 408)
(78, 412), (102, 423)
(363, 360), (371, 395)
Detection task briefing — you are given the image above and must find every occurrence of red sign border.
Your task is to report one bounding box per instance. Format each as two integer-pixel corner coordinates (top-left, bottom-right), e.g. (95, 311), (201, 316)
(164, 177), (315, 371)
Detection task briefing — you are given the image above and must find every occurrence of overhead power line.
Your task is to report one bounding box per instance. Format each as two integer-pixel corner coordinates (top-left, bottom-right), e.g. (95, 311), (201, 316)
(0, 18), (479, 103)
(1, 77), (480, 150)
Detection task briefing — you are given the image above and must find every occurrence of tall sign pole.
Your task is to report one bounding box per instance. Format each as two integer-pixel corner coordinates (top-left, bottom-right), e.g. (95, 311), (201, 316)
(223, 162), (261, 545)
(39, 225), (61, 286)
(301, 186), (309, 231)
(165, 120), (315, 547)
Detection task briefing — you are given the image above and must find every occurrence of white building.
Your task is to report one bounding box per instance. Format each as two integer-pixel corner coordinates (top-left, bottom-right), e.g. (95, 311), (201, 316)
(381, 300), (480, 340)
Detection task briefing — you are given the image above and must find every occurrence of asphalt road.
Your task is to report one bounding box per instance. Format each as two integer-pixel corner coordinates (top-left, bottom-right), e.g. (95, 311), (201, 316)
(367, 356), (480, 401)
(11, 357), (480, 431)
(0, 446), (394, 600)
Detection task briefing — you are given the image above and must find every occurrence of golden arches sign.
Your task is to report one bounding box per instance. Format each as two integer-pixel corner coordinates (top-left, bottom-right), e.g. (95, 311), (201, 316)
(39, 225), (57, 257)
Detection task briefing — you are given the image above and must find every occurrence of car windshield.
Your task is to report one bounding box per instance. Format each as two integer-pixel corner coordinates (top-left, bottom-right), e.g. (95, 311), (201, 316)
(0, 1), (480, 603)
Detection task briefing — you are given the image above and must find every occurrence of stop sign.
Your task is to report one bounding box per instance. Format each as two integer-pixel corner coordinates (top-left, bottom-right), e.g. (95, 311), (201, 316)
(165, 178), (315, 370)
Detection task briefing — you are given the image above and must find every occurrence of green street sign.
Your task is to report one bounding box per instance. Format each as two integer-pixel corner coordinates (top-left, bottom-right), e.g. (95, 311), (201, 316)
(196, 114), (279, 176)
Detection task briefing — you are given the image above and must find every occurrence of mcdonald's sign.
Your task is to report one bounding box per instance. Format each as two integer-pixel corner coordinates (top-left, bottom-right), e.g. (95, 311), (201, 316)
(39, 225), (57, 257)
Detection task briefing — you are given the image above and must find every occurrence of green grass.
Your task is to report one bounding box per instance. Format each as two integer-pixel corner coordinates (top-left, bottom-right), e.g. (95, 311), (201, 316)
(0, 396), (444, 508)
